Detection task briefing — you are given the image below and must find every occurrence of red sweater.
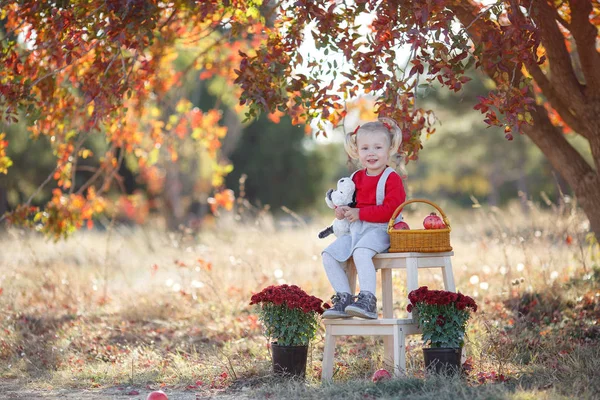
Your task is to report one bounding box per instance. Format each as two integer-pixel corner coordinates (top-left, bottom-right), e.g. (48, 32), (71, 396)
(353, 169), (406, 223)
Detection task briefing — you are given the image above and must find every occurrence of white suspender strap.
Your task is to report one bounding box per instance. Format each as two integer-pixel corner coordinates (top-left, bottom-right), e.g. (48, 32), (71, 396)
(376, 167), (395, 205)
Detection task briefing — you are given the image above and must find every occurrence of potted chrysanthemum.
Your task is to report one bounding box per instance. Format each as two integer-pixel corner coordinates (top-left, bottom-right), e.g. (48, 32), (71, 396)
(250, 284), (328, 377)
(407, 286), (477, 374)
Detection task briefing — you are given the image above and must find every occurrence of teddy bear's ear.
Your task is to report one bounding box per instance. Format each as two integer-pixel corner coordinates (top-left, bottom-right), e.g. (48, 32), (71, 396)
(349, 190), (357, 208)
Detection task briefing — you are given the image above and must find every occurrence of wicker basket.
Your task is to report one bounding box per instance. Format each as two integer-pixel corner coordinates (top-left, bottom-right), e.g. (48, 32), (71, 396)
(387, 199), (452, 253)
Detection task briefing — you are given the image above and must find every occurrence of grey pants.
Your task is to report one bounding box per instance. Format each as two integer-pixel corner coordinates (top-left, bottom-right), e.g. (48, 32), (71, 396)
(322, 248), (377, 294)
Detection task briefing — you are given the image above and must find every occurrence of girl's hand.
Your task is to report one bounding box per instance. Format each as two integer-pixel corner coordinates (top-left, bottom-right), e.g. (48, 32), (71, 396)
(344, 208), (360, 223)
(335, 207), (346, 220)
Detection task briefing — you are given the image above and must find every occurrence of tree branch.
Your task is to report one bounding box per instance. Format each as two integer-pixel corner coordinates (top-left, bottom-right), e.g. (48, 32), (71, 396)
(462, 2), (498, 32)
(525, 61), (590, 138)
(69, 130), (93, 195)
(525, 103), (595, 183)
(98, 144), (125, 196)
(553, 9), (571, 31)
(158, 7), (178, 32)
(524, 101), (600, 236)
(527, 0), (585, 107)
(568, 0), (600, 93)
(451, 1), (594, 155)
(29, 40), (101, 88)
(24, 164), (60, 207)
(590, 134), (600, 176)
(76, 143), (118, 196)
(448, 2), (488, 54)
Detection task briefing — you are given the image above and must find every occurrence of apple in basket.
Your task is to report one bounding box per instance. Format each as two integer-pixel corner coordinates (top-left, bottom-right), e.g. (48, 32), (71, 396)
(393, 221), (410, 230)
(147, 391), (169, 400)
(372, 368), (392, 382)
(423, 212), (445, 229)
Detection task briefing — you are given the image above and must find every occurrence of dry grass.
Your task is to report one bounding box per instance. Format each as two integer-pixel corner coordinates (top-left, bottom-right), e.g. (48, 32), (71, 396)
(0, 197), (598, 399)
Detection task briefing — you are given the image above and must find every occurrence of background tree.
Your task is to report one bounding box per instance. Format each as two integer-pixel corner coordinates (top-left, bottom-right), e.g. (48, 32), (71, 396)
(409, 73), (592, 207)
(3, 1), (599, 237)
(0, 1), (269, 238)
(225, 114), (328, 212)
(234, 0), (600, 236)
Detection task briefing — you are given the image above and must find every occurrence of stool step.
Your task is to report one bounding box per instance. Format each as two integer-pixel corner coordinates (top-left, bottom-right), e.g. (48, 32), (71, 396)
(322, 318), (420, 380)
(324, 318), (421, 336)
(324, 318), (416, 326)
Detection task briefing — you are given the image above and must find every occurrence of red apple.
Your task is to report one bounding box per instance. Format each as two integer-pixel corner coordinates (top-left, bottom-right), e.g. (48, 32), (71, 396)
(147, 391), (169, 400)
(372, 368), (392, 382)
(435, 220), (446, 229)
(423, 212), (445, 229)
(393, 221), (410, 230)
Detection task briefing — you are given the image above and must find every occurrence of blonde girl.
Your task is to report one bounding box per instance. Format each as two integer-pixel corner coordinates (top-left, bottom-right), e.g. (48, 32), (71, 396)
(322, 118), (406, 319)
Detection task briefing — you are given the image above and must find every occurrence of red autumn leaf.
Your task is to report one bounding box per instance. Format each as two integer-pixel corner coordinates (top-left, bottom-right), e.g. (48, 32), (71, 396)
(565, 235), (573, 245)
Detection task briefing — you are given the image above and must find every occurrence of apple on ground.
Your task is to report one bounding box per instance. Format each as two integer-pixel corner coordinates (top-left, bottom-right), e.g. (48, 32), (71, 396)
(147, 391), (169, 400)
(372, 368), (392, 382)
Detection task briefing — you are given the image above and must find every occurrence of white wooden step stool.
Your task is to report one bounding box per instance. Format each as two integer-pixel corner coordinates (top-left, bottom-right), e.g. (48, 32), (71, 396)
(321, 251), (456, 381)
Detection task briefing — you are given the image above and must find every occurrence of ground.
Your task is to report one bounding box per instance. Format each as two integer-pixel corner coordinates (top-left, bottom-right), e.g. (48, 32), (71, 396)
(0, 380), (249, 399)
(0, 201), (599, 399)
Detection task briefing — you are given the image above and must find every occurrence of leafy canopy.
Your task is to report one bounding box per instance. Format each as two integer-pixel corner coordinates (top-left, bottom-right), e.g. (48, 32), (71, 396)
(235, 0), (546, 156)
(0, 0), (266, 238)
(2, 0), (600, 237)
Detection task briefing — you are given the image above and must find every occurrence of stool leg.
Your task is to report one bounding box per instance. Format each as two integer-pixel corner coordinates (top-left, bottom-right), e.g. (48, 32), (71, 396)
(383, 336), (393, 370)
(406, 258), (418, 319)
(442, 256), (456, 292)
(393, 326), (406, 376)
(381, 268), (394, 363)
(406, 258), (419, 292)
(381, 269), (393, 318)
(322, 328), (336, 381)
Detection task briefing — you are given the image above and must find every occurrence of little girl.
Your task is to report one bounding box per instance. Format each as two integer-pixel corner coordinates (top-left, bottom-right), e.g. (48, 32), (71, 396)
(322, 118), (406, 319)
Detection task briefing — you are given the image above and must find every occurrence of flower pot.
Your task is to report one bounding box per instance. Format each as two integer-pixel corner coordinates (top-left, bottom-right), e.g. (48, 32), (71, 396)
(423, 347), (461, 375)
(271, 343), (308, 378)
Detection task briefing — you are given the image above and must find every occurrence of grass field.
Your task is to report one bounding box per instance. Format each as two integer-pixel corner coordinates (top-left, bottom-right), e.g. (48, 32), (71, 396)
(0, 198), (599, 399)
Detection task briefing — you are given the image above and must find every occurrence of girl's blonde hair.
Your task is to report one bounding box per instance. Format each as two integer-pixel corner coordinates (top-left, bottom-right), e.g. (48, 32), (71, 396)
(344, 117), (404, 170)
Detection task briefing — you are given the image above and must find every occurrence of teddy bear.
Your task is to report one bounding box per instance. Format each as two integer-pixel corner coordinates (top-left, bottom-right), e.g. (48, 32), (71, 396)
(318, 177), (356, 239)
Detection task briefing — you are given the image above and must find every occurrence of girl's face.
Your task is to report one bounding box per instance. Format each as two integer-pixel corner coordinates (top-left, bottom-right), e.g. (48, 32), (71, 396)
(357, 131), (390, 175)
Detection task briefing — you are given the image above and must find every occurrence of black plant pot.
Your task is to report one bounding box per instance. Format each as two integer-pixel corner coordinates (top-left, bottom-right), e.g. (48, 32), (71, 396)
(271, 343), (308, 378)
(423, 347), (461, 375)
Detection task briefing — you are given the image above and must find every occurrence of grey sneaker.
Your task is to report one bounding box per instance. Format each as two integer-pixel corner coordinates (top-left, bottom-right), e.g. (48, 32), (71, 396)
(344, 291), (378, 319)
(322, 292), (354, 319)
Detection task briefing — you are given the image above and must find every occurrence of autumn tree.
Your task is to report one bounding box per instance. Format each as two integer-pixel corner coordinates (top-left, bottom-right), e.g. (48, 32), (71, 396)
(0, 1), (268, 238)
(2, 0), (600, 237)
(234, 0), (600, 236)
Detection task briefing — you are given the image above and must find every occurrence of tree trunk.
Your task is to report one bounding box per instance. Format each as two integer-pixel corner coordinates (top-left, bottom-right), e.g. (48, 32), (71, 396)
(220, 108), (243, 159)
(488, 158), (501, 207)
(163, 162), (184, 230)
(449, 1), (600, 238)
(524, 104), (600, 235)
(0, 185), (7, 229)
(516, 140), (528, 213)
